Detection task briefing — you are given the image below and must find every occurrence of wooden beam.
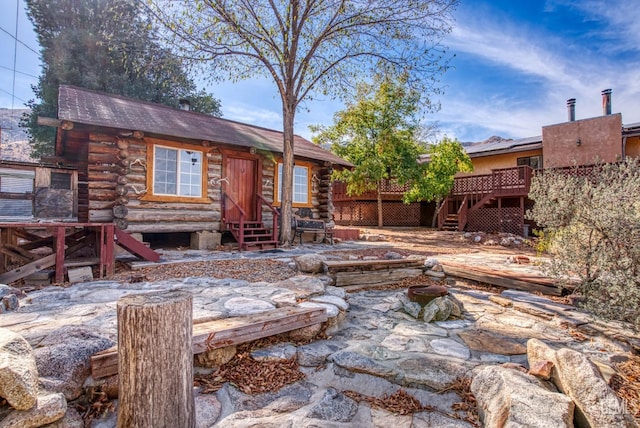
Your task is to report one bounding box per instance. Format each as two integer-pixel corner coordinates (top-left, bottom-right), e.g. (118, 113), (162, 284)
(37, 117), (61, 128)
(334, 267), (423, 287)
(90, 306), (327, 379)
(0, 253), (56, 285)
(442, 264), (564, 296)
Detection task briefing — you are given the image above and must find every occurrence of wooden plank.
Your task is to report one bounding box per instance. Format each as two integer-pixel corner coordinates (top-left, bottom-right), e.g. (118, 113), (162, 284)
(441, 262), (563, 288)
(0, 253), (56, 284)
(442, 264), (563, 296)
(90, 306), (327, 379)
(115, 228), (159, 262)
(0, 245), (37, 262)
(324, 259), (423, 269)
(334, 267), (423, 287)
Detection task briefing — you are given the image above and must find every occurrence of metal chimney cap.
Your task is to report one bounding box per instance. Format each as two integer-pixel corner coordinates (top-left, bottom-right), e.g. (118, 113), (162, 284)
(178, 99), (191, 111)
(567, 98), (576, 105)
(601, 89), (612, 95)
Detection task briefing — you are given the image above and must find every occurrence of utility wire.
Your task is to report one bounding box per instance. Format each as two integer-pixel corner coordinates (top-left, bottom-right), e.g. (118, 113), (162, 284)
(0, 25), (39, 56)
(0, 87), (26, 103)
(0, 64), (37, 78)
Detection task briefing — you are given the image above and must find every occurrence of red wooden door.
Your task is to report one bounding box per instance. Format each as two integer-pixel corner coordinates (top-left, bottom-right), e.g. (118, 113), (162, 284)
(224, 157), (257, 222)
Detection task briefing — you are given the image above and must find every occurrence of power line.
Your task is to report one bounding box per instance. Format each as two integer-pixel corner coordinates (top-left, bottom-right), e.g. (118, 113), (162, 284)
(0, 25), (39, 56)
(0, 87), (27, 104)
(0, 64), (38, 78)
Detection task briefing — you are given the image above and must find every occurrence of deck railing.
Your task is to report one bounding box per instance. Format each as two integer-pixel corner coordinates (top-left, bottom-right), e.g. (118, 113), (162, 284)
(332, 166), (533, 205)
(453, 166), (533, 201)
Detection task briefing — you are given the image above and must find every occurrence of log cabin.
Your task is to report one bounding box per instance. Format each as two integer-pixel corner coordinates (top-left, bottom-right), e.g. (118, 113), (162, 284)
(45, 85), (351, 250)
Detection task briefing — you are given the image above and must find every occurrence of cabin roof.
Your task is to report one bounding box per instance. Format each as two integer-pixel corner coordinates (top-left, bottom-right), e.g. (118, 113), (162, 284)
(57, 85), (351, 166)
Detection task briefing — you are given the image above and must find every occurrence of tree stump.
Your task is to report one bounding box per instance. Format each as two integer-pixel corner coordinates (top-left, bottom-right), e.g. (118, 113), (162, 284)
(117, 291), (194, 428)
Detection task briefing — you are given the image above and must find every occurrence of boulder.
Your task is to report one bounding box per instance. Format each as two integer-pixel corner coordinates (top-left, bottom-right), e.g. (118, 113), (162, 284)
(294, 254), (327, 274)
(555, 347), (634, 428)
(0, 392), (67, 428)
(383, 251), (403, 260)
(195, 345), (237, 368)
(34, 326), (114, 401)
(527, 338), (635, 428)
(0, 328), (38, 410)
(471, 365), (574, 428)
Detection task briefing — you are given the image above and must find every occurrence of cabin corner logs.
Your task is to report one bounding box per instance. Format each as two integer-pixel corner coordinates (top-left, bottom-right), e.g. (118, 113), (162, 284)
(83, 132), (334, 237)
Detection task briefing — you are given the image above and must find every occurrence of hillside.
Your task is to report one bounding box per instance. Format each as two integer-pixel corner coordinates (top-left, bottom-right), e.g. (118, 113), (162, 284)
(0, 109), (33, 162)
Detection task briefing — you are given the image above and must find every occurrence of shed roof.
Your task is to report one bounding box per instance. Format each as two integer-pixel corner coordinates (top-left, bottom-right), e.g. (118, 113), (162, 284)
(57, 85), (351, 166)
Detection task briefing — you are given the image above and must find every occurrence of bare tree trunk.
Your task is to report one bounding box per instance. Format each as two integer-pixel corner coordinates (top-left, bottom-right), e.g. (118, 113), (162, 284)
(431, 197), (442, 228)
(117, 291), (194, 428)
(377, 181), (383, 227)
(280, 105), (295, 245)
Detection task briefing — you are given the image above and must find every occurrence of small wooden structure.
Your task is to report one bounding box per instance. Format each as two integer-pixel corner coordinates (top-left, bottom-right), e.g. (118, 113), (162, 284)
(323, 259), (424, 288)
(0, 222), (159, 285)
(91, 306), (328, 379)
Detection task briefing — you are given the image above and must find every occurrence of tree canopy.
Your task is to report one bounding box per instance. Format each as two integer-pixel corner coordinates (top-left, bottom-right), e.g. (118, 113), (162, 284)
(147, 0), (458, 243)
(312, 72), (427, 226)
(22, 0), (221, 159)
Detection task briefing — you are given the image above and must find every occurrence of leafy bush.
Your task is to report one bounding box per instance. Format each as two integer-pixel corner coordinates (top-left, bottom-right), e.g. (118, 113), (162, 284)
(527, 159), (640, 330)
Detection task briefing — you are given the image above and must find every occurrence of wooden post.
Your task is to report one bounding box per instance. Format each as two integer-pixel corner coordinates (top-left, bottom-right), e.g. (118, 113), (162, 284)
(117, 291), (194, 428)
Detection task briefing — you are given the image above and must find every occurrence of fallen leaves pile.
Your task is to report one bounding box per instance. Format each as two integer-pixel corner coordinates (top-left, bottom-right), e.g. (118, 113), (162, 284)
(610, 354), (640, 421)
(74, 388), (115, 427)
(343, 389), (433, 415)
(194, 352), (305, 395)
(343, 377), (480, 427)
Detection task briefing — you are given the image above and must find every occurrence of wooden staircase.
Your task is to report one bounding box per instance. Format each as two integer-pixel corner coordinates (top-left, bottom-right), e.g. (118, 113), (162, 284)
(223, 192), (280, 251)
(226, 220), (279, 251)
(441, 214), (460, 231)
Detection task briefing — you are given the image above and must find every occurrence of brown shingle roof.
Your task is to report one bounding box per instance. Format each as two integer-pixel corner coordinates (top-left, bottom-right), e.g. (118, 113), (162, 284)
(57, 85), (351, 166)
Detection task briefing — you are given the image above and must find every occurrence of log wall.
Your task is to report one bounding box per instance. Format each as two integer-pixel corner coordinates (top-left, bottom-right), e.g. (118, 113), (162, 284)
(85, 133), (331, 235)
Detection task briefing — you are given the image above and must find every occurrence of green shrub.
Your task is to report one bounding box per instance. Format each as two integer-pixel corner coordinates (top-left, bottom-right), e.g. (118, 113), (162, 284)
(527, 159), (640, 330)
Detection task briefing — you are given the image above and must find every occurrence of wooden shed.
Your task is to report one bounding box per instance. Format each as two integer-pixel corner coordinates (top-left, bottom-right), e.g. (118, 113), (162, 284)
(46, 85), (350, 250)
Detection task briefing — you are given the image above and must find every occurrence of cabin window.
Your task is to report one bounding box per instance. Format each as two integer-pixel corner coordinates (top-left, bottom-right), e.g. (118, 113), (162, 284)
(275, 162), (311, 206)
(51, 172), (72, 190)
(153, 146), (203, 197)
(517, 155), (543, 170)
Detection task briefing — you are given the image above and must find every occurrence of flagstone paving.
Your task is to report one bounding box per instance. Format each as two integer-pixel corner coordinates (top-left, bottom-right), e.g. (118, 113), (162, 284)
(0, 240), (638, 427)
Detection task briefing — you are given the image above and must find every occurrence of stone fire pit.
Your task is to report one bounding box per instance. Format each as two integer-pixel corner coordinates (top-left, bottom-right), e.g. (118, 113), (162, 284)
(396, 285), (464, 323)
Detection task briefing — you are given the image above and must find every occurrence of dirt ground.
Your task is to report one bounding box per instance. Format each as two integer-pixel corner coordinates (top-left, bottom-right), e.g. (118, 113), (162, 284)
(112, 228), (538, 283)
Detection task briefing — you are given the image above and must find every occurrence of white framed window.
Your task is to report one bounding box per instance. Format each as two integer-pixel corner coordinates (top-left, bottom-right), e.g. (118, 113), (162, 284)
(153, 146), (202, 197)
(276, 163), (310, 205)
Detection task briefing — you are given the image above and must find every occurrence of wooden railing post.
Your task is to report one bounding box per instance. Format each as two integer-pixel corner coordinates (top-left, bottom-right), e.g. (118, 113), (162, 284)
(117, 291), (194, 428)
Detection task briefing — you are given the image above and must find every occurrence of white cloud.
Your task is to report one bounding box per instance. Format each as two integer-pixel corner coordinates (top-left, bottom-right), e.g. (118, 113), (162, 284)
(434, 3), (640, 142)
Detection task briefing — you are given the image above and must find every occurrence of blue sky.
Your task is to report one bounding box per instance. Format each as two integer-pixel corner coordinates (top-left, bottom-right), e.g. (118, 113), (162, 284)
(1, 0), (639, 143)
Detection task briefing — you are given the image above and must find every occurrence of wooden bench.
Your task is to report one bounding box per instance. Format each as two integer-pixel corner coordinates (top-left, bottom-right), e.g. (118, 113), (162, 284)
(293, 218), (334, 244)
(90, 306), (327, 379)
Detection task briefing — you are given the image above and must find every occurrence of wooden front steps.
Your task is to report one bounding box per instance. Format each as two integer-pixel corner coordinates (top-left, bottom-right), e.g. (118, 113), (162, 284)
(441, 214), (459, 231)
(227, 221), (279, 250)
(323, 259), (424, 288)
(90, 306), (327, 379)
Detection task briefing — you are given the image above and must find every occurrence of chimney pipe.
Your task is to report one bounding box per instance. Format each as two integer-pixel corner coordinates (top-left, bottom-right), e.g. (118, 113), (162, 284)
(567, 98), (576, 122)
(178, 99), (190, 111)
(601, 89), (612, 115)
